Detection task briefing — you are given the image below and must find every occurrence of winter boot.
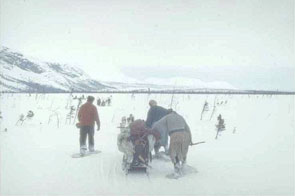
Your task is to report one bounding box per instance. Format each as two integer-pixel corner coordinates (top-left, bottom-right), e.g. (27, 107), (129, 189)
(89, 145), (95, 152)
(80, 145), (87, 156)
(174, 162), (181, 177)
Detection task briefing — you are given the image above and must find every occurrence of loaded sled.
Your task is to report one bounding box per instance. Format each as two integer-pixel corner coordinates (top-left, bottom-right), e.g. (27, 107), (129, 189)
(122, 137), (151, 174)
(118, 118), (155, 175)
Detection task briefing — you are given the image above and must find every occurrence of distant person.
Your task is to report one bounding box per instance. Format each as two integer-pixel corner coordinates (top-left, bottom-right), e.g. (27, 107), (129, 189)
(127, 114), (135, 124)
(97, 98), (101, 106)
(77, 96), (100, 155)
(145, 100), (169, 128)
(107, 97), (111, 106)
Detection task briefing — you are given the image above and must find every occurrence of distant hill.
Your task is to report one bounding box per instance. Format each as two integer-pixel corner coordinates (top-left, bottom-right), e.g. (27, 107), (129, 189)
(0, 47), (114, 93)
(1, 47), (256, 94)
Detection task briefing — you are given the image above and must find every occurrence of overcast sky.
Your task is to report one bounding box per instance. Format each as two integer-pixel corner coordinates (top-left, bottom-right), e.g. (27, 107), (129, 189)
(1, 0), (294, 91)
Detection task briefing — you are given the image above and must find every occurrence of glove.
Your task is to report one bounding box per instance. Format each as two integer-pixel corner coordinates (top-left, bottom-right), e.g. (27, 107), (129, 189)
(76, 122), (81, 128)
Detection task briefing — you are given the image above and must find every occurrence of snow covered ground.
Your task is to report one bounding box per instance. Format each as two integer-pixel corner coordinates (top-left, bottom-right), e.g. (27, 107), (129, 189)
(0, 93), (294, 196)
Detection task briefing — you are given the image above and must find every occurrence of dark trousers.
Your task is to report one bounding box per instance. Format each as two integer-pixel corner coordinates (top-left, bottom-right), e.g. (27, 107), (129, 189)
(80, 126), (95, 150)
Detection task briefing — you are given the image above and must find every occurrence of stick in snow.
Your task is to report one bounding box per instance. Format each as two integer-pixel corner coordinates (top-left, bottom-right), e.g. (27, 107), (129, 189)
(200, 101), (208, 120)
(209, 96), (218, 120)
(190, 141), (206, 146)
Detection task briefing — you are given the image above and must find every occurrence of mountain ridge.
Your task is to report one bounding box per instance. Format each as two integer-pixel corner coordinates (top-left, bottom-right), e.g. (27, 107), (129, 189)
(0, 47), (114, 93)
(1, 47), (240, 93)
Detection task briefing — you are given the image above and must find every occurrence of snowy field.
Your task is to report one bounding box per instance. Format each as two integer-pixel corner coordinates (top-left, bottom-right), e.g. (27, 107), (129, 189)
(0, 93), (294, 196)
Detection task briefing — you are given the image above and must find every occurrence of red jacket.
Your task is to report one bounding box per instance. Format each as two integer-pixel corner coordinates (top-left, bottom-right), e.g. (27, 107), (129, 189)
(78, 102), (100, 127)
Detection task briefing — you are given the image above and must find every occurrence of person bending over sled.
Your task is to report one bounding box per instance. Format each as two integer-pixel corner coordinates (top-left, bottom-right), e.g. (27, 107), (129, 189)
(152, 110), (192, 178)
(145, 100), (169, 128)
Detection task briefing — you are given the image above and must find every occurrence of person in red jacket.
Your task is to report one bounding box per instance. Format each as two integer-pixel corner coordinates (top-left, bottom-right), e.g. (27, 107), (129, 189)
(77, 96), (100, 155)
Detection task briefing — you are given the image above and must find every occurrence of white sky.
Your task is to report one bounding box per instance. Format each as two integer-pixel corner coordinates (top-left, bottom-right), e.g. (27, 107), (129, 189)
(1, 0), (294, 90)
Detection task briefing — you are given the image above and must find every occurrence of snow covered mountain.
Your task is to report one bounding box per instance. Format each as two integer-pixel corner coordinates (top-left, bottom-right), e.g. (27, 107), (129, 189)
(0, 47), (114, 93)
(0, 46), (238, 93)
